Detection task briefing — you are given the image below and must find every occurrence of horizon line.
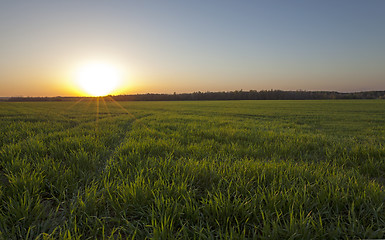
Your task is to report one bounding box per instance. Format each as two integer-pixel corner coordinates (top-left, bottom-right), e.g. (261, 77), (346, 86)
(1, 89), (385, 99)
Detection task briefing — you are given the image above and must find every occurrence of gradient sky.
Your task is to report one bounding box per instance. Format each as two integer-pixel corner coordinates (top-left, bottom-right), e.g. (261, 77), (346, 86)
(1, 1), (385, 97)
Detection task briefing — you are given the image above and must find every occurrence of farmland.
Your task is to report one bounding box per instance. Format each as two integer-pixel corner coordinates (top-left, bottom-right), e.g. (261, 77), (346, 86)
(0, 100), (385, 239)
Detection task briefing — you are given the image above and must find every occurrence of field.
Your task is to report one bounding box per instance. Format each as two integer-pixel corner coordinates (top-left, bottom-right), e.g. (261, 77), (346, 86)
(0, 99), (385, 239)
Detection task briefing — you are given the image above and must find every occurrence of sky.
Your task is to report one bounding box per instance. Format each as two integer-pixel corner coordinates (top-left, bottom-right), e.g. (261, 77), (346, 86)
(1, 0), (385, 97)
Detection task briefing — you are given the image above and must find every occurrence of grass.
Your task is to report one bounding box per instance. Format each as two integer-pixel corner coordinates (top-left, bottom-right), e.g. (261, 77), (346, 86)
(0, 99), (384, 239)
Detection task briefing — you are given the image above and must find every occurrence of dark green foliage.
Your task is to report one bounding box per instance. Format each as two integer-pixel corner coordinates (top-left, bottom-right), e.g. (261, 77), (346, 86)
(0, 100), (384, 239)
(4, 90), (385, 102)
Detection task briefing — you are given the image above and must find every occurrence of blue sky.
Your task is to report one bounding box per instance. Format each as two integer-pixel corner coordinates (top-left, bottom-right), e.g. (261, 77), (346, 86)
(1, 1), (384, 96)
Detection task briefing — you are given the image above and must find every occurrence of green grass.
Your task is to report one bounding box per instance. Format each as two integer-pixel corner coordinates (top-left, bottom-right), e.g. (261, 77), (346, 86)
(0, 99), (385, 239)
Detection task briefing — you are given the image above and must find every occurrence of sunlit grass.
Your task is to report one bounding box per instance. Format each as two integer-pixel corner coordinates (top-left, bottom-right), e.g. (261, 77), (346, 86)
(0, 100), (384, 239)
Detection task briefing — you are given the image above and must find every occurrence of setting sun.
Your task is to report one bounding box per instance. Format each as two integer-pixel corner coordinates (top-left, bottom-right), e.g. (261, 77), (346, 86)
(75, 62), (121, 96)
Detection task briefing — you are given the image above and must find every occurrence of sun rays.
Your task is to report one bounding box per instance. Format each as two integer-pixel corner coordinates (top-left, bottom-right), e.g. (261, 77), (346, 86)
(60, 95), (154, 138)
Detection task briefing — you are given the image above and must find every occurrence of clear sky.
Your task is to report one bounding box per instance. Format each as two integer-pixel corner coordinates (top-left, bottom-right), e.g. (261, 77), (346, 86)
(1, 0), (385, 97)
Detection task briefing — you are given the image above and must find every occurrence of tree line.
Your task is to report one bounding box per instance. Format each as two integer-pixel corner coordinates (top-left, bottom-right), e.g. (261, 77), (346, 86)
(5, 90), (385, 102)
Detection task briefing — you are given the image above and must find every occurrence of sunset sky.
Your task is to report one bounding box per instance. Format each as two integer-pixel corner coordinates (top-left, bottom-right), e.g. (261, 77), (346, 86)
(1, 1), (385, 97)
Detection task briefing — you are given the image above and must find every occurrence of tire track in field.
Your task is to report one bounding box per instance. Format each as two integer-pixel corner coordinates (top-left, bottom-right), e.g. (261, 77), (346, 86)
(0, 107), (151, 233)
(0, 112), (152, 201)
(0, 112), (148, 183)
(0, 112), (133, 151)
(97, 113), (153, 175)
(72, 112), (154, 179)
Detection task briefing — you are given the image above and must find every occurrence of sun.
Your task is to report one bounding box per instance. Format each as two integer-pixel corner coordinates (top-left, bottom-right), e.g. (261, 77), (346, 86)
(75, 62), (121, 96)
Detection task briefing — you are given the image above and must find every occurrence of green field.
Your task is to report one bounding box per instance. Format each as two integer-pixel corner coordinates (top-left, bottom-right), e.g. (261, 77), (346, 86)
(1, 100), (385, 239)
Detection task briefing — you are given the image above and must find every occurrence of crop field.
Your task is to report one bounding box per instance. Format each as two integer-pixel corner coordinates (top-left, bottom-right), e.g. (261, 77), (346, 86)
(0, 99), (385, 239)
